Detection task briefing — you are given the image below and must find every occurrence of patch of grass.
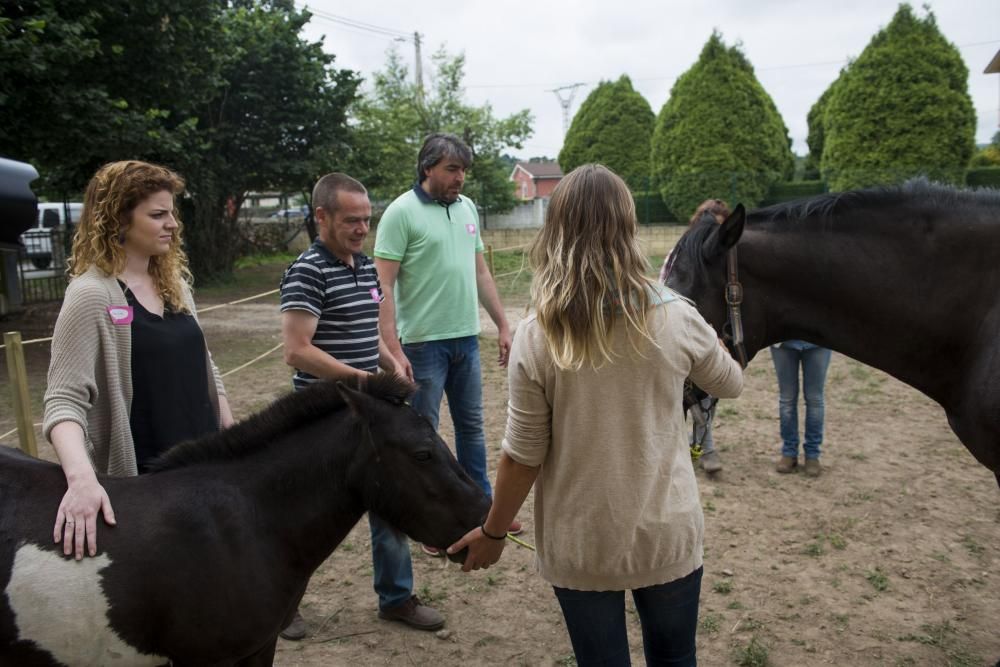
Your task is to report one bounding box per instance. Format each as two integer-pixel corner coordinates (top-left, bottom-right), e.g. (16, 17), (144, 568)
(418, 583), (448, 603)
(554, 654), (577, 666)
(827, 533), (847, 550)
(802, 540), (825, 557)
(961, 535), (985, 557)
(704, 500), (716, 512)
(865, 567), (889, 592)
(930, 552), (950, 563)
(733, 635), (769, 667)
(898, 621), (980, 667)
(700, 612), (722, 634)
(339, 542), (354, 552)
(847, 452), (868, 461)
(717, 404), (740, 418)
(712, 580), (733, 594)
(728, 600), (745, 610)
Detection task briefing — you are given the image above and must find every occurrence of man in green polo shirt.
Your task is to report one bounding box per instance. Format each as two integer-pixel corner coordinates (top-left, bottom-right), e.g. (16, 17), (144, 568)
(375, 133), (521, 555)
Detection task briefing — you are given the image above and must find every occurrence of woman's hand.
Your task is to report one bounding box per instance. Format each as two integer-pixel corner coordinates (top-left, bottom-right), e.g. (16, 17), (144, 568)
(54, 475), (116, 560)
(447, 525), (507, 573)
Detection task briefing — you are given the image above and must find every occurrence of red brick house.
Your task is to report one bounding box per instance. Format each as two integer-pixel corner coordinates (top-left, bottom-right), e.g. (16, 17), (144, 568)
(510, 161), (563, 200)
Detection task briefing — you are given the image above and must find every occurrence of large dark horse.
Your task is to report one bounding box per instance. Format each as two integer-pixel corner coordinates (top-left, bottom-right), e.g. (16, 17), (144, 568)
(665, 179), (1000, 487)
(0, 375), (491, 666)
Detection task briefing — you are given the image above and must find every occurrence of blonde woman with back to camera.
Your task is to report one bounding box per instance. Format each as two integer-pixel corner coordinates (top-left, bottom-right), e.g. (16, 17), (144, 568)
(449, 164), (744, 666)
(43, 160), (233, 561)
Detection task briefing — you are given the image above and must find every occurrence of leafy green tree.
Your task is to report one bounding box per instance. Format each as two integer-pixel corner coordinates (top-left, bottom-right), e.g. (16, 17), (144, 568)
(177, 3), (359, 279)
(650, 32), (793, 219)
(349, 46), (533, 213)
(558, 76), (654, 188)
(821, 4), (975, 191)
(0, 0), (227, 198)
(0, 1), (359, 280)
(803, 71), (849, 180)
(969, 131), (1000, 167)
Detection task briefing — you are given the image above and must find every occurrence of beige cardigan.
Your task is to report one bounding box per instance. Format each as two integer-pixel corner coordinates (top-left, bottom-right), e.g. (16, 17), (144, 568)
(42, 266), (226, 477)
(502, 295), (743, 591)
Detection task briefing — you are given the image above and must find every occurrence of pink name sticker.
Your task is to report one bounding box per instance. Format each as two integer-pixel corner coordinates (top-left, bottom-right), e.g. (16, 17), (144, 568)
(369, 287), (383, 303)
(465, 223), (476, 235)
(107, 305), (133, 325)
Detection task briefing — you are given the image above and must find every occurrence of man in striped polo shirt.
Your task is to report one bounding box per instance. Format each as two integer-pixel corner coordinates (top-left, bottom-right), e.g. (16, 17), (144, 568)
(278, 173), (443, 638)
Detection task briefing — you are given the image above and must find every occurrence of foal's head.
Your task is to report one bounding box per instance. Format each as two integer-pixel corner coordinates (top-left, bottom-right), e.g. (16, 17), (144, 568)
(336, 377), (491, 562)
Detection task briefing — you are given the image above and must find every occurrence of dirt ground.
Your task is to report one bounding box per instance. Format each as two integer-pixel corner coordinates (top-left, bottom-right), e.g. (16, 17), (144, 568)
(2, 290), (998, 666)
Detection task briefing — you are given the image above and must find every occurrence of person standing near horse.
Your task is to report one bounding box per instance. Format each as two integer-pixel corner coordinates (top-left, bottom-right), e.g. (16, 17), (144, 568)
(661, 198), (732, 475)
(43, 160), (233, 561)
(374, 132), (522, 555)
(448, 164), (744, 665)
(771, 341), (832, 476)
(279, 172), (443, 638)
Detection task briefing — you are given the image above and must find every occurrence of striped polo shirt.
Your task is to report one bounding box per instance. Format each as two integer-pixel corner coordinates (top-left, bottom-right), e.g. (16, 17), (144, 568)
(280, 240), (383, 391)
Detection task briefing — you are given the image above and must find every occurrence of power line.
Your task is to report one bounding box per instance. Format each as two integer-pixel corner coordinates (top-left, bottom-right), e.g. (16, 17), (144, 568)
(303, 7), (412, 40)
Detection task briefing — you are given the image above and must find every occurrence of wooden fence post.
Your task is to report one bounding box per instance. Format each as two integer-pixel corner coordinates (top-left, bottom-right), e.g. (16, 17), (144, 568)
(487, 244), (495, 276)
(4, 331), (38, 457)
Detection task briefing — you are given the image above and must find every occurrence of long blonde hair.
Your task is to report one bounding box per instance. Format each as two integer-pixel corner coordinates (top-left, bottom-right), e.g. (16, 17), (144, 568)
(529, 164), (657, 370)
(69, 160), (193, 312)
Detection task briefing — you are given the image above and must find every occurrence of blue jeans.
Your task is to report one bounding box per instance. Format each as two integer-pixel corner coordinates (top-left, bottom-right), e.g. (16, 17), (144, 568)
(404, 335), (492, 496)
(368, 512), (413, 610)
(553, 567), (703, 666)
(770, 344), (832, 459)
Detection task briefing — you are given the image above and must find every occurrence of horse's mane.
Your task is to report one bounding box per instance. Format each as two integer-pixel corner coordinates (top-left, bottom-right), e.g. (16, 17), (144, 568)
(147, 373), (416, 472)
(752, 178), (1000, 226)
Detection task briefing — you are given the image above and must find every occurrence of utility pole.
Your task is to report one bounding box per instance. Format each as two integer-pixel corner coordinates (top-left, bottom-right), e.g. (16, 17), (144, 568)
(414, 31), (424, 106)
(549, 83), (585, 136)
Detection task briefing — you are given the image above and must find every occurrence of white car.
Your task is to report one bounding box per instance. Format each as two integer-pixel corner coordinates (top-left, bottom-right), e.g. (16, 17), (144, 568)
(20, 202), (82, 269)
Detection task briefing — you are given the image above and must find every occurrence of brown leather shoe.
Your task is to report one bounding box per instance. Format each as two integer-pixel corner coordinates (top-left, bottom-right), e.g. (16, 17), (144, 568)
(804, 458), (822, 477)
(280, 609), (307, 641)
(378, 595), (444, 631)
(776, 456), (798, 473)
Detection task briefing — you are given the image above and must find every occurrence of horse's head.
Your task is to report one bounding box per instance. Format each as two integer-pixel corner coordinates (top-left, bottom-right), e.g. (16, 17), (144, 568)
(665, 204), (746, 339)
(336, 379), (491, 564)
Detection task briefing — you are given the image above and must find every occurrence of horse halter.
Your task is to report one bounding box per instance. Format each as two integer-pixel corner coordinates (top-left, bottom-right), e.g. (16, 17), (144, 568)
(723, 246), (749, 369)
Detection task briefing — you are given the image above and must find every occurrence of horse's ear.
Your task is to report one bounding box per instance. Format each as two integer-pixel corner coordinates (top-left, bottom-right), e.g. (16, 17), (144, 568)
(335, 381), (376, 420)
(702, 204), (745, 260)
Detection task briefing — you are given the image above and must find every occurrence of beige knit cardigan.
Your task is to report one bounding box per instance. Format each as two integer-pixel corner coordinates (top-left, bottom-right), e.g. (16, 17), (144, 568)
(42, 265), (226, 477)
(502, 295), (744, 591)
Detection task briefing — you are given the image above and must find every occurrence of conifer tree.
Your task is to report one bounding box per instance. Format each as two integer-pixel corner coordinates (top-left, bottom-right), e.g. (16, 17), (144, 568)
(821, 4), (975, 191)
(559, 76), (654, 189)
(650, 32), (793, 218)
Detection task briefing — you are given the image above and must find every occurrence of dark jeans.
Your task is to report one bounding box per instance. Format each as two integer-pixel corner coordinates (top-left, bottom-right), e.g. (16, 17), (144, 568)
(553, 567), (703, 666)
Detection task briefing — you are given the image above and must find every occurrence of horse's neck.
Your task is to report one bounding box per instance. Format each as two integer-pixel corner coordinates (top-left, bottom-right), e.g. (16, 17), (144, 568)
(740, 216), (966, 405)
(220, 420), (367, 574)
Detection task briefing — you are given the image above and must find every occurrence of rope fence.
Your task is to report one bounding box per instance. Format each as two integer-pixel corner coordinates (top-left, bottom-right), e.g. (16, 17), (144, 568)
(2, 287), (285, 453)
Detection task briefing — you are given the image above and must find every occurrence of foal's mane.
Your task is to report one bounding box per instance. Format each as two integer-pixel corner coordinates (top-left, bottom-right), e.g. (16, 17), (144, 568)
(147, 374), (415, 472)
(752, 178), (1000, 227)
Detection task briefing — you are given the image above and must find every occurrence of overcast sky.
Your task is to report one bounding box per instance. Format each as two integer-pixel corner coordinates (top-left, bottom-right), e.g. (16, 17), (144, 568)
(299, 1), (999, 160)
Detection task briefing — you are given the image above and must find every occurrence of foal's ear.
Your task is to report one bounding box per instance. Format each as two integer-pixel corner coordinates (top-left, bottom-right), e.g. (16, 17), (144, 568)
(702, 204), (745, 260)
(335, 381), (376, 420)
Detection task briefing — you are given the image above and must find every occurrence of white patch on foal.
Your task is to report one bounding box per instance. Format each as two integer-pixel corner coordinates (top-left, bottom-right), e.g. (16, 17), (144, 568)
(4, 543), (166, 666)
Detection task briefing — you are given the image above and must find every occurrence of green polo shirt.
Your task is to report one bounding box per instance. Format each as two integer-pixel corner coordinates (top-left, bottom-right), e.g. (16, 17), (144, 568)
(374, 185), (485, 344)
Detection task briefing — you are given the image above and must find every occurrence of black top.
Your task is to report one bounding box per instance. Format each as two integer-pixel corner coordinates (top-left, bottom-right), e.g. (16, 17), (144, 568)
(121, 283), (217, 473)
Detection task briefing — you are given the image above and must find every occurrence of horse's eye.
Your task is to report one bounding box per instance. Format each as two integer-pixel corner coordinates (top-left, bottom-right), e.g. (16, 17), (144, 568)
(414, 451), (432, 462)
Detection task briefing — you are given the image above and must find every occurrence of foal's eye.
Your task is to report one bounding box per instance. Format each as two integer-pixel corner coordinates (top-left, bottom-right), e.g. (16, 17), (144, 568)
(414, 451), (432, 462)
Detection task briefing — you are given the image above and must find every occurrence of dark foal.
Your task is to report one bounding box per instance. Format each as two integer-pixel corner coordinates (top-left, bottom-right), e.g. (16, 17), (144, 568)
(0, 375), (490, 666)
(665, 179), (1000, 486)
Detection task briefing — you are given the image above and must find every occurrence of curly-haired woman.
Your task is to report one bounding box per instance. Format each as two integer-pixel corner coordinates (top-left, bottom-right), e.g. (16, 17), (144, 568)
(43, 160), (233, 560)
